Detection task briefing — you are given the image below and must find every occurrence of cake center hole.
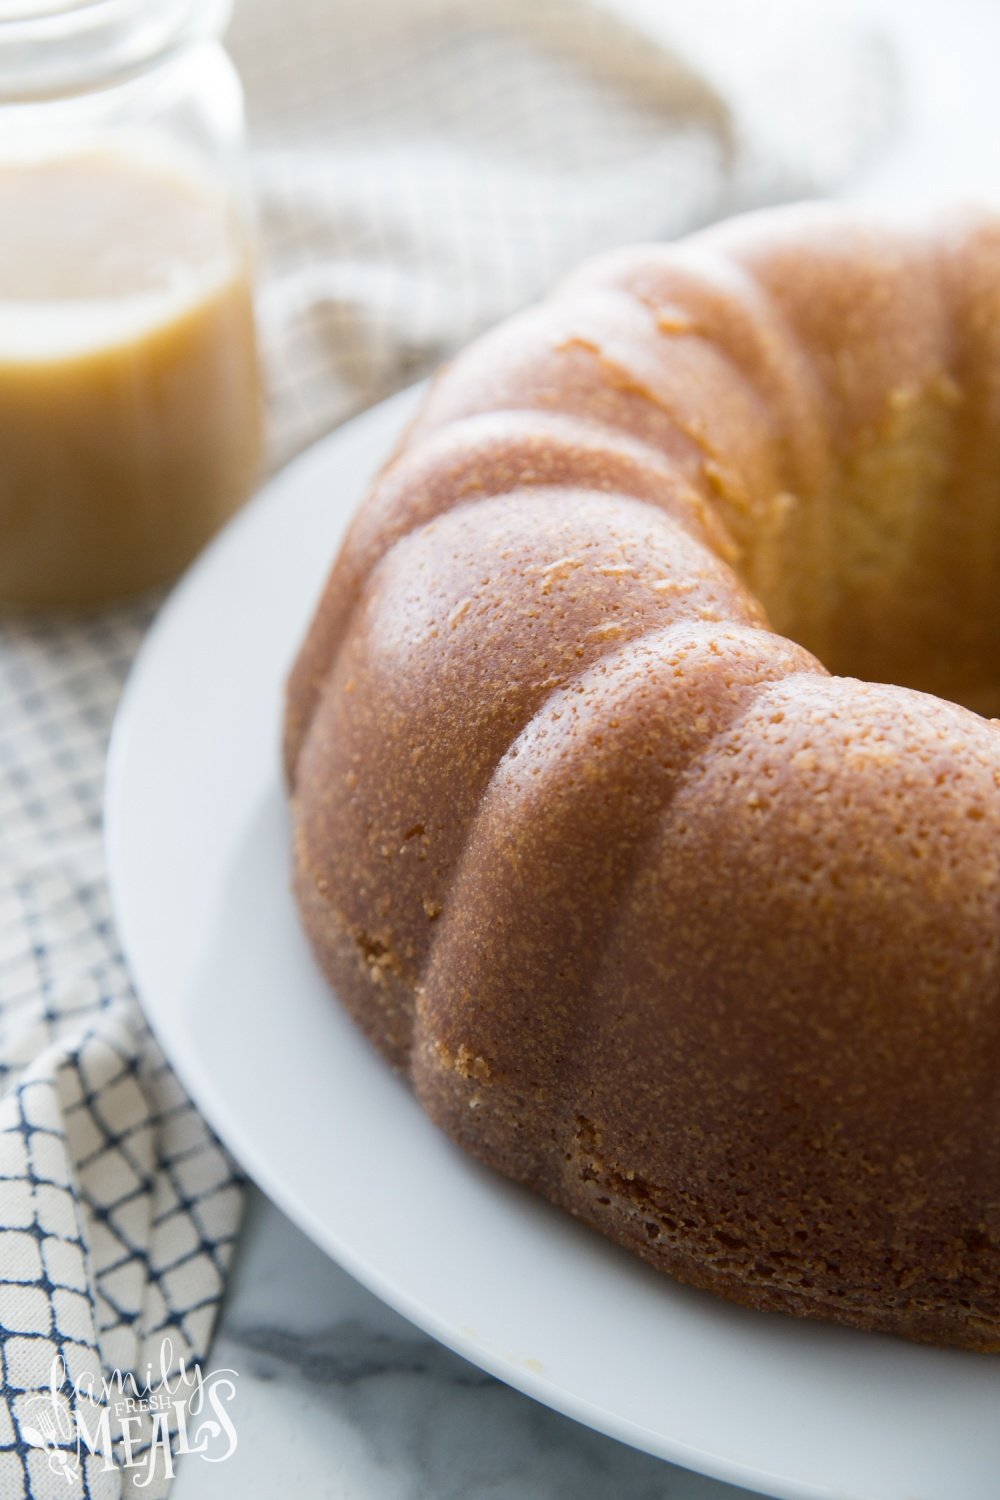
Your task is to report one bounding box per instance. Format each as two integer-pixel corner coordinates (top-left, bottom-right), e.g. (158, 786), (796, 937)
(745, 475), (1000, 719)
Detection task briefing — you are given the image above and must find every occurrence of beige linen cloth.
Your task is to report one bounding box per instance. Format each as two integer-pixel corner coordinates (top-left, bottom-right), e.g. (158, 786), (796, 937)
(0, 3), (893, 1497)
(231, 0), (895, 465)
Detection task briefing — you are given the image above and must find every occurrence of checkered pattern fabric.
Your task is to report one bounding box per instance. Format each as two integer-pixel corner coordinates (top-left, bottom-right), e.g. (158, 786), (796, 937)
(0, 1), (895, 1495)
(0, 610), (242, 1499)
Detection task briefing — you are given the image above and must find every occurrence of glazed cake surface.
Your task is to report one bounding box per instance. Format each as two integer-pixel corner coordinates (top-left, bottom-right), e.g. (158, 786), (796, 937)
(285, 205), (1000, 1351)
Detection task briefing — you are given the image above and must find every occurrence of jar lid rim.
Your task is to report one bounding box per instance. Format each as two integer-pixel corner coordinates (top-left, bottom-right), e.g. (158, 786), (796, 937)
(0, 0), (232, 99)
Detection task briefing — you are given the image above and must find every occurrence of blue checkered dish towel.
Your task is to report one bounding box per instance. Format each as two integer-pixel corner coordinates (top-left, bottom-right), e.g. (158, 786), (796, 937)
(0, 607), (242, 1500)
(0, 0), (895, 1494)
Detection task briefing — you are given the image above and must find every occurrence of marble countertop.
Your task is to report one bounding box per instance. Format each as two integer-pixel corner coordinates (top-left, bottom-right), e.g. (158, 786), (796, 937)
(171, 3), (1000, 1496)
(173, 1189), (744, 1500)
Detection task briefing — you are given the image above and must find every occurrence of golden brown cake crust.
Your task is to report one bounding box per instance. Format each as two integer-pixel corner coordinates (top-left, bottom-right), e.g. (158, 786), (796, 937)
(285, 204), (1000, 1352)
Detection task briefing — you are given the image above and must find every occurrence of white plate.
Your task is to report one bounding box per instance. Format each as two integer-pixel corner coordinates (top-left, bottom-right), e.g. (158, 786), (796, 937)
(106, 386), (1000, 1500)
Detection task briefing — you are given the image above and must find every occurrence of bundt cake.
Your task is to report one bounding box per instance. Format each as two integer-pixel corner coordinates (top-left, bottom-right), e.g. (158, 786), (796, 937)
(284, 204), (1000, 1352)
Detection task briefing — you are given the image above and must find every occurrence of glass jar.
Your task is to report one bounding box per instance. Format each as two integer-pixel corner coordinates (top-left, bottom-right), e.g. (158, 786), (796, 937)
(0, 0), (263, 607)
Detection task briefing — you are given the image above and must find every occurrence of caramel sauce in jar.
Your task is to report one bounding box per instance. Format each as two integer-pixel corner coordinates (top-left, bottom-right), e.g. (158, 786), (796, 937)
(0, 145), (262, 606)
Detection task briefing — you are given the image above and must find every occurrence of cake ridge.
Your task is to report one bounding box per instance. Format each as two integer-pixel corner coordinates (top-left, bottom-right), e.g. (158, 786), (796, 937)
(411, 621), (824, 1090)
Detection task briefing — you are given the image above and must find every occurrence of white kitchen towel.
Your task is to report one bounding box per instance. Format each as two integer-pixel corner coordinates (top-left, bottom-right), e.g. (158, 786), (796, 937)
(0, 2), (895, 1496)
(230, 0), (896, 466)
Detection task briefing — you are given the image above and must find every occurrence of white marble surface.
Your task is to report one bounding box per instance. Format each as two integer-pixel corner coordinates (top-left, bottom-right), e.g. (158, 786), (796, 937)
(172, 3), (1000, 1496)
(173, 1189), (746, 1500)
